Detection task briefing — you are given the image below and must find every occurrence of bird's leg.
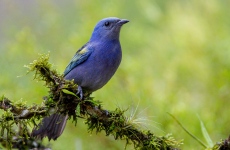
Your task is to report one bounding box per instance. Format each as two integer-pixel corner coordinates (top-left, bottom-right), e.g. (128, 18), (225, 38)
(76, 86), (84, 100)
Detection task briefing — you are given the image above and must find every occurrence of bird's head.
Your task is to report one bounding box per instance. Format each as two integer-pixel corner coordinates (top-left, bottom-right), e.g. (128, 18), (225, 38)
(90, 17), (129, 42)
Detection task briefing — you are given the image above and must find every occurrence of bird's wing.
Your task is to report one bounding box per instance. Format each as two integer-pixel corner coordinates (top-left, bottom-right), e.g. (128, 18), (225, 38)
(64, 44), (92, 76)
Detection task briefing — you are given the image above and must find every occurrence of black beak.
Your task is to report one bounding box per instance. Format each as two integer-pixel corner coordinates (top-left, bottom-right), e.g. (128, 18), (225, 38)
(117, 19), (129, 26)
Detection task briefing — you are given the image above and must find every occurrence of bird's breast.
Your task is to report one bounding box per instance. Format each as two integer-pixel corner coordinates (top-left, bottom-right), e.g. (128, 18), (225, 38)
(67, 43), (122, 92)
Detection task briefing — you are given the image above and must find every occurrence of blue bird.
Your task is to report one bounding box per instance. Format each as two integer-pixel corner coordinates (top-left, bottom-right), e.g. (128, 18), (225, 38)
(32, 17), (129, 140)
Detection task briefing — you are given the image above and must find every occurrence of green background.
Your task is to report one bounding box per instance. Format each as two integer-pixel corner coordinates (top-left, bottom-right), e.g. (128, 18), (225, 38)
(0, 0), (230, 149)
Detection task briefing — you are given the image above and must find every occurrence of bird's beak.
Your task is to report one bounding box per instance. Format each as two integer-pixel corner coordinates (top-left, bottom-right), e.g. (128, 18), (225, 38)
(117, 19), (129, 26)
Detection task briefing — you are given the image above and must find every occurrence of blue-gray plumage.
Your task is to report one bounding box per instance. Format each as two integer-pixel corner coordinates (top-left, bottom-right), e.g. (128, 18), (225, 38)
(32, 17), (129, 140)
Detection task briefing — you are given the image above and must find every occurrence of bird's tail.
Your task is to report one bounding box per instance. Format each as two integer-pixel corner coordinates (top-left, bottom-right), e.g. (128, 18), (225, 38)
(31, 113), (68, 140)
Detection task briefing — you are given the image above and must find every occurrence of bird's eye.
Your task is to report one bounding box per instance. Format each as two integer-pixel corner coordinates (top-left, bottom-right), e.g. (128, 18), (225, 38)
(104, 22), (110, 27)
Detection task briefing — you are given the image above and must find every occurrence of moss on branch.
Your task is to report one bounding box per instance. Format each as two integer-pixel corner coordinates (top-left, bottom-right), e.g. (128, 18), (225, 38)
(0, 53), (189, 149)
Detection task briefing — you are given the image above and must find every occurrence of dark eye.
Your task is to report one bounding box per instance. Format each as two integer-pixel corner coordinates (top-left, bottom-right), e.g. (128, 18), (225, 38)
(104, 22), (110, 27)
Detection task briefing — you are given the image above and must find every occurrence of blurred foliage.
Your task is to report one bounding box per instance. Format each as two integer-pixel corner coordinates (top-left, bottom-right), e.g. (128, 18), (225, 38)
(0, 0), (230, 149)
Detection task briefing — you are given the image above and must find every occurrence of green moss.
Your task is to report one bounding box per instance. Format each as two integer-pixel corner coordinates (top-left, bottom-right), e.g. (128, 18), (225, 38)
(0, 53), (182, 149)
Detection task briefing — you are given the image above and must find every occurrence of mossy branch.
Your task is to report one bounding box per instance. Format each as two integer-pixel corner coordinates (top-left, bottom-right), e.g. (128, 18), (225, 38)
(0, 53), (228, 150)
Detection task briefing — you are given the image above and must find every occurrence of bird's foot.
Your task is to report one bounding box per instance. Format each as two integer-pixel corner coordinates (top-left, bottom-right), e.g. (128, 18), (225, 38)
(76, 86), (84, 100)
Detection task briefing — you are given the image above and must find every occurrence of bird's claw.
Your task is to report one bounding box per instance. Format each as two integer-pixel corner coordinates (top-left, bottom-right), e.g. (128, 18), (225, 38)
(76, 86), (83, 100)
